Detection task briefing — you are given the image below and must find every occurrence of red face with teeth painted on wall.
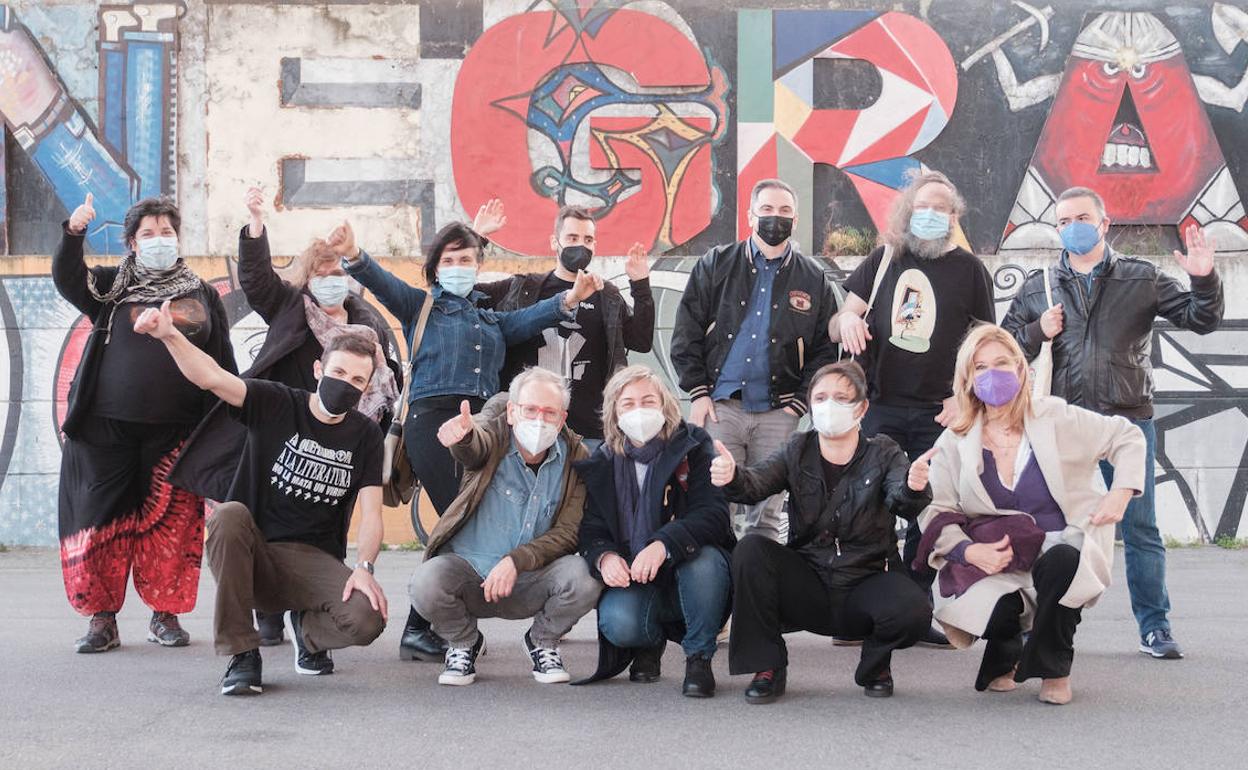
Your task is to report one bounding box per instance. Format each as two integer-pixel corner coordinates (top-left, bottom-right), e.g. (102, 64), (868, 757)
(1030, 13), (1224, 223)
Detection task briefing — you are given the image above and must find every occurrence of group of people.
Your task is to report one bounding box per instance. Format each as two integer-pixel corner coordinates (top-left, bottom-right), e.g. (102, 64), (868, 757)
(53, 167), (1222, 705)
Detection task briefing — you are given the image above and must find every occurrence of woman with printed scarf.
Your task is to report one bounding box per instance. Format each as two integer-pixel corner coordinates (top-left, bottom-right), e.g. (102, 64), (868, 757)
(339, 217), (602, 662)
(55, 195), (238, 654)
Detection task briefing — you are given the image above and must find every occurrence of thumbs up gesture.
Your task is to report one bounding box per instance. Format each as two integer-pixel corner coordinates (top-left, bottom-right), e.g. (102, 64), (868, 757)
(908, 447), (938, 492)
(709, 439), (736, 487)
(69, 193), (96, 235)
(437, 400), (475, 447)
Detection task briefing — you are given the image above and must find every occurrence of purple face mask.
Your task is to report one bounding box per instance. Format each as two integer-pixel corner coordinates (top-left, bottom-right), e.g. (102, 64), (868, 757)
(973, 368), (1022, 407)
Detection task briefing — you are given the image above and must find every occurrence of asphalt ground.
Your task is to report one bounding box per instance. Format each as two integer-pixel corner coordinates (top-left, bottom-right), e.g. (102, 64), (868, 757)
(2, 546), (1245, 769)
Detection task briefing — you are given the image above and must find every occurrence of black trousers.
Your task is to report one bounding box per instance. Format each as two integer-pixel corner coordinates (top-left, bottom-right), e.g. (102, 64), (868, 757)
(402, 395), (484, 631)
(403, 395), (486, 516)
(976, 544), (1083, 690)
(862, 402), (944, 590)
(729, 535), (931, 685)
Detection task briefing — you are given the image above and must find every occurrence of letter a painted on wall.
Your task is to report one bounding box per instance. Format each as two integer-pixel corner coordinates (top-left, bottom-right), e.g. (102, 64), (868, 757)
(1001, 12), (1248, 251)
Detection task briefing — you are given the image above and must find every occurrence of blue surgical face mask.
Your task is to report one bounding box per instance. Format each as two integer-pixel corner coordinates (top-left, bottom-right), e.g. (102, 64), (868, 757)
(1059, 220), (1103, 256)
(135, 235), (179, 270)
(308, 274), (349, 307)
(437, 265), (478, 297)
(909, 208), (951, 241)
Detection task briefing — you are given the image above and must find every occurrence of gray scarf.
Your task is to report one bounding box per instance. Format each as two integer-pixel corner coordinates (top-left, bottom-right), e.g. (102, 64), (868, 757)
(88, 255), (204, 342)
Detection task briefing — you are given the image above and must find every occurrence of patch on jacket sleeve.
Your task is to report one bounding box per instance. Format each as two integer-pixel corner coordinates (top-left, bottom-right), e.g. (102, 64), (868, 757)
(788, 290), (812, 313)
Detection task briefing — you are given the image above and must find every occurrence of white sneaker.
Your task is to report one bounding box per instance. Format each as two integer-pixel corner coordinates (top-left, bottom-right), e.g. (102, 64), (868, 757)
(524, 630), (570, 684)
(438, 632), (485, 686)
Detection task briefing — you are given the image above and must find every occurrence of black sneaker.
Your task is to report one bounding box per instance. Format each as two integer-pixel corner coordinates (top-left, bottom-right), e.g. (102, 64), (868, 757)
(744, 667), (787, 704)
(682, 654), (715, 698)
(256, 610), (285, 647)
(148, 611), (190, 647)
(75, 612), (120, 654)
(288, 611), (334, 676)
(864, 668), (895, 698)
(629, 644), (664, 683)
(1139, 629), (1184, 659)
(221, 649), (263, 696)
(523, 630), (569, 684)
(439, 632), (486, 686)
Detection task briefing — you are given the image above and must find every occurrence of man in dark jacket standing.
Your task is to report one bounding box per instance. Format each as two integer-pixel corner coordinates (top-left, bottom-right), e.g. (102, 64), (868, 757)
(475, 203), (655, 450)
(1001, 186), (1224, 660)
(671, 179), (838, 538)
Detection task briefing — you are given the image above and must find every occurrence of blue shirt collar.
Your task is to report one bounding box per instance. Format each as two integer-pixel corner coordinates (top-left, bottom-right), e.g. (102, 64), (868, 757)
(747, 234), (791, 266)
(431, 283), (485, 302)
(1059, 245), (1112, 276)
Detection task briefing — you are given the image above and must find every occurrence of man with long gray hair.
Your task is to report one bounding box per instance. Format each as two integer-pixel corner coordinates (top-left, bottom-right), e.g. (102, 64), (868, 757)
(829, 170), (995, 648)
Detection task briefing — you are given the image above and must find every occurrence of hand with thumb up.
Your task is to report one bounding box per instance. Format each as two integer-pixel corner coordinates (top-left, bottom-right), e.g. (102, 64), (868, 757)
(69, 193), (96, 235)
(709, 439), (736, 487)
(907, 447), (938, 492)
(437, 400), (475, 448)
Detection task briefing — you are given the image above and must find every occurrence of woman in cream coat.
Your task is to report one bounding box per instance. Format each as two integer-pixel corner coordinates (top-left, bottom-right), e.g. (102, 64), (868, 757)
(918, 324), (1145, 704)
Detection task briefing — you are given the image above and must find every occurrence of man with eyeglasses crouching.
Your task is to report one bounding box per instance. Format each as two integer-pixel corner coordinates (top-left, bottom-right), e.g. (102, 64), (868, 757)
(408, 367), (603, 686)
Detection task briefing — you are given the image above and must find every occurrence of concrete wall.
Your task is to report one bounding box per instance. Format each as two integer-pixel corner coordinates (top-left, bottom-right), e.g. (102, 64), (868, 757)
(2, 0), (1247, 544)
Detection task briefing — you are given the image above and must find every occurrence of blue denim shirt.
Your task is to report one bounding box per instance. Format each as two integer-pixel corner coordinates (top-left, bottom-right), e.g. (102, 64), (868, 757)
(344, 250), (573, 402)
(447, 436), (568, 577)
(1060, 247), (1111, 295)
(711, 238), (789, 412)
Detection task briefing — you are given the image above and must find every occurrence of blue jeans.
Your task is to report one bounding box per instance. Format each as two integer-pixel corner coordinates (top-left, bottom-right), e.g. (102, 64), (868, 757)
(1099, 417), (1170, 637)
(596, 545), (730, 658)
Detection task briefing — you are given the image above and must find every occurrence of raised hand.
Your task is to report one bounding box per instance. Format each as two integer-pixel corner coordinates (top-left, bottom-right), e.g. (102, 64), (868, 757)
(625, 242), (650, 281)
(133, 299), (176, 339)
(68, 193), (96, 235)
(908, 447), (938, 492)
(1174, 224), (1216, 277)
(472, 198), (507, 236)
(964, 535), (1013, 576)
(245, 186), (264, 238)
(1040, 302), (1064, 339)
(837, 311), (872, 356)
(437, 400), (475, 447)
(709, 439), (736, 487)
(327, 220), (359, 260)
(566, 269), (604, 308)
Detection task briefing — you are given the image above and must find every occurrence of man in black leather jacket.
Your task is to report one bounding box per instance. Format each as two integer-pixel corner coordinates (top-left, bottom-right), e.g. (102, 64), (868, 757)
(1001, 186), (1223, 660)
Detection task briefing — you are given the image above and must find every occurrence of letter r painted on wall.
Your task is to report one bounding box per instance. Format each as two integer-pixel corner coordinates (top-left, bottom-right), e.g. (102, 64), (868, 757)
(736, 10), (958, 250)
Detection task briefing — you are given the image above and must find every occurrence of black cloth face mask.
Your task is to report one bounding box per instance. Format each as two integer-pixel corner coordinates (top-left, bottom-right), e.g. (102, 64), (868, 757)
(317, 375), (364, 417)
(754, 215), (793, 247)
(558, 245), (593, 273)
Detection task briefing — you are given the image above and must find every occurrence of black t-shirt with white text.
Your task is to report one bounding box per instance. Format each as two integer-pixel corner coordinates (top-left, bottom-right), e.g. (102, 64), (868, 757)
(843, 245), (995, 406)
(226, 379), (383, 559)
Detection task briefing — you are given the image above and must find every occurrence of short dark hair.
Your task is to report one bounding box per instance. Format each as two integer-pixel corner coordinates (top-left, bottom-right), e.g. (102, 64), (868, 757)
(809, 360), (868, 402)
(322, 331), (378, 374)
(423, 222), (485, 286)
(1056, 186), (1107, 219)
(554, 205), (594, 237)
(749, 179), (798, 211)
(124, 197), (181, 248)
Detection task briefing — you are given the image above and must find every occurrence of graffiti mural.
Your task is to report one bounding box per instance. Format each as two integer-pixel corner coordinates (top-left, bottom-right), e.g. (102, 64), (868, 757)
(2, 0), (1248, 545)
(736, 9), (959, 251)
(449, 1), (728, 256)
(978, 9), (1248, 251)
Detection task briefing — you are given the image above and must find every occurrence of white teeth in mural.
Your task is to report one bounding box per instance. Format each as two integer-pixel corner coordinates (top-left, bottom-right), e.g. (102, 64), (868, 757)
(1101, 143), (1153, 169)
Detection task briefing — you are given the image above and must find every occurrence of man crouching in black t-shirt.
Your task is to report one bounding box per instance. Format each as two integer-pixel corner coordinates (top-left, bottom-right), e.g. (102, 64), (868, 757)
(135, 301), (387, 696)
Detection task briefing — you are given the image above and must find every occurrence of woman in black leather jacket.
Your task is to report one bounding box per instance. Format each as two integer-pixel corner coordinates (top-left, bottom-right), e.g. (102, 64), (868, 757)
(711, 361), (933, 703)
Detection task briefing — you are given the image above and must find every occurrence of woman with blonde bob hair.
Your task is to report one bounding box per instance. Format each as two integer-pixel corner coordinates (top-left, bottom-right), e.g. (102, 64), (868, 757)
(916, 324), (1146, 704)
(572, 365), (735, 697)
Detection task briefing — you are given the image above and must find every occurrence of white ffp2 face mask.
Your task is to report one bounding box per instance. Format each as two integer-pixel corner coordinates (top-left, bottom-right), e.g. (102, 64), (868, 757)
(811, 399), (861, 438)
(618, 407), (664, 445)
(515, 418), (559, 455)
(309, 274), (350, 307)
(135, 235), (179, 270)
